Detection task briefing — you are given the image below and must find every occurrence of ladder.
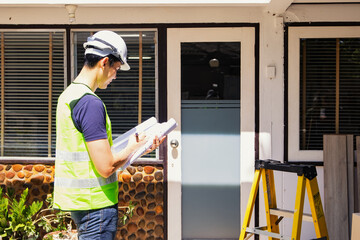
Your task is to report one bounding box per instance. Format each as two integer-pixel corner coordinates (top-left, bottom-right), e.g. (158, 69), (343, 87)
(239, 160), (329, 240)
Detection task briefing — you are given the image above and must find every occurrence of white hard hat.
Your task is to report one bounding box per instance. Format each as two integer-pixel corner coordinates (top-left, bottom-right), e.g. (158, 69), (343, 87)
(83, 30), (130, 71)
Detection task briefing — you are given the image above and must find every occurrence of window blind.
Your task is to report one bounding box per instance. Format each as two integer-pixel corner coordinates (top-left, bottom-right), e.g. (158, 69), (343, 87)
(0, 31), (65, 157)
(300, 38), (360, 150)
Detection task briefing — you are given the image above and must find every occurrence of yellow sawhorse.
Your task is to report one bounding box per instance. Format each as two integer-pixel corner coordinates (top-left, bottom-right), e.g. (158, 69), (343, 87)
(239, 160), (329, 240)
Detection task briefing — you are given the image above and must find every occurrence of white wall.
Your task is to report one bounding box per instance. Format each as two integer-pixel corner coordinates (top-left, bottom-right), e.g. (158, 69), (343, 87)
(0, 6), (265, 25)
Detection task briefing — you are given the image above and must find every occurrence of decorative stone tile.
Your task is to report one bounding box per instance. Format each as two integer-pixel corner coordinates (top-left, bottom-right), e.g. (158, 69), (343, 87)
(146, 221), (155, 229)
(136, 182), (145, 192)
(136, 206), (144, 216)
(146, 193), (155, 201)
(0, 172), (6, 183)
(143, 175), (154, 182)
(154, 171), (163, 181)
(144, 166), (155, 174)
(155, 205), (163, 214)
(155, 225), (164, 236)
(145, 211), (156, 220)
(13, 164), (23, 172)
(24, 165), (33, 171)
(138, 219), (145, 228)
(127, 222), (137, 233)
(126, 166), (136, 175)
(17, 172), (25, 178)
(155, 215), (164, 224)
(134, 191), (146, 200)
(155, 192), (163, 204)
(147, 183), (155, 192)
(133, 172), (143, 182)
(25, 172), (33, 178)
(5, 171), (15, 179)
(30, 174), (44, 185)
(34, 165), (45, 172)
(156, 182), (163, 192)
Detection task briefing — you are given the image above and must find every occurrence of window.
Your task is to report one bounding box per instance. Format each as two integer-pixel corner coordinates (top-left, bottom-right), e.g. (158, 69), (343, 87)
(0, 31), (65, 158)
(288, 26), (360, 161)
(73, 30), (157, 158)
(0, 29), (157, 159)
(300, 38), (360, 150)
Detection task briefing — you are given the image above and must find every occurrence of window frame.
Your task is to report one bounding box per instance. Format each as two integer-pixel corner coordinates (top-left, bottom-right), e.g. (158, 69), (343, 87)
(288, 26), (360, 162)
(0, 27), (160, 161)
(0, 28), (67, 161)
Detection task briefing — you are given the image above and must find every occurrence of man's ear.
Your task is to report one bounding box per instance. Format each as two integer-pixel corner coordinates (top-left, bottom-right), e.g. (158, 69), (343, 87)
(99, 57), (109, 68)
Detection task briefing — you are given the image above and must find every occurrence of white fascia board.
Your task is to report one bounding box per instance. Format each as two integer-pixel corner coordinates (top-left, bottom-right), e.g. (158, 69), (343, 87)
(0, 0), (271, 7)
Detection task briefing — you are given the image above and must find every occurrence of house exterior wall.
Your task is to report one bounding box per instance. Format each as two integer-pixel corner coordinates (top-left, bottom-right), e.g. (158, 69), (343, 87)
(0, 3), (359, 239)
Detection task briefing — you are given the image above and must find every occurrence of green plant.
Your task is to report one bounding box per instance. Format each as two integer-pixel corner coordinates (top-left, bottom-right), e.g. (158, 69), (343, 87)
(36, 194), (73, 237)
(0, 188), (9, 235)
(0, 188), (74, 240)
(118, 200), (137, 226)
(0, 187), (43, 240)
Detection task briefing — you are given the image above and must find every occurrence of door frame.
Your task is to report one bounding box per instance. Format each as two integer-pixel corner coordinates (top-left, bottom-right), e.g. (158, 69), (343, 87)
(166, 27), (256, 239)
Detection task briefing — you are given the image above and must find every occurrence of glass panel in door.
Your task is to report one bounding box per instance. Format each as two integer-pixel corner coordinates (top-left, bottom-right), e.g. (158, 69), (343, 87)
(181, 42), (241, 239)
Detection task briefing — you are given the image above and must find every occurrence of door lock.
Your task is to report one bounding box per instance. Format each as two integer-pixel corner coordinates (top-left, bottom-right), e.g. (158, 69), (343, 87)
(170, 139), (179, 148)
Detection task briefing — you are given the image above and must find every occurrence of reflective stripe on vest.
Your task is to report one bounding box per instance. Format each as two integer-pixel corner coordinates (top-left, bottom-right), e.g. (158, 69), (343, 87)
(55, 172), (117, 188)
(56, 149), (90, 162)
(54, 83), (118, 211)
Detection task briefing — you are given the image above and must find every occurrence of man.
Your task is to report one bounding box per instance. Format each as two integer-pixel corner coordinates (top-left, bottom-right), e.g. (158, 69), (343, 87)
(53, 30), (163, 239)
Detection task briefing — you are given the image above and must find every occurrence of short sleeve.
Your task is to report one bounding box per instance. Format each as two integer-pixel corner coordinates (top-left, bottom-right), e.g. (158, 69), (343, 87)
(72, 95), (108, 142)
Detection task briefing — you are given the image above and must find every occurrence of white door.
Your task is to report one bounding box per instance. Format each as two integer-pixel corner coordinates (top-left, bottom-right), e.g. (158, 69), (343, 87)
(167, 27), (255, 240)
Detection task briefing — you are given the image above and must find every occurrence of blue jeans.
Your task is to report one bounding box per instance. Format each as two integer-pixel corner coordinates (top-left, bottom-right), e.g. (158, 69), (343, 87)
(71, 204), (118, 240)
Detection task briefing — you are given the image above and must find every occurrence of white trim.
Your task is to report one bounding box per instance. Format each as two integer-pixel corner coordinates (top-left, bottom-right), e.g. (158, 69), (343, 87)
(288, 26), (360, 162)
(167, 27), (255, 239)
(0, 0), (271, 6)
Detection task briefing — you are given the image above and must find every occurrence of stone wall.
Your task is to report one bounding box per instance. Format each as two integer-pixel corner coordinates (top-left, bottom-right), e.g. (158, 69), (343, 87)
(0, 162), (165, 240)
(117, 165), (164, 240)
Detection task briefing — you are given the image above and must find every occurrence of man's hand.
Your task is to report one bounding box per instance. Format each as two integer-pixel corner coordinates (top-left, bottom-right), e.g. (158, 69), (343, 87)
(144, 135), (166, 154)
(86, 133), (166, 178)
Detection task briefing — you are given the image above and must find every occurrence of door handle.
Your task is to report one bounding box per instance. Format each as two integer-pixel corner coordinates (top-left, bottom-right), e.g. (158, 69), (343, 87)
(170, 139), (179, 148)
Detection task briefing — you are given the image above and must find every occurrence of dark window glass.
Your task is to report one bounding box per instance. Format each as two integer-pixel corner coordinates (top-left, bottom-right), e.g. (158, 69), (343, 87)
(300, 38), (360, 150)
(181, 42), (240, 100)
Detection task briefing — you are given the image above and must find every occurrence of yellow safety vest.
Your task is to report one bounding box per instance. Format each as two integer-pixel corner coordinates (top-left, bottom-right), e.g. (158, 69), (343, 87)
(54, 83), (118, 211)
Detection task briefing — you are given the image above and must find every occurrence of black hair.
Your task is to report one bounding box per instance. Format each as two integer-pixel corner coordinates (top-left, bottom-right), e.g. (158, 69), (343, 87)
(84, 54), (120, 68)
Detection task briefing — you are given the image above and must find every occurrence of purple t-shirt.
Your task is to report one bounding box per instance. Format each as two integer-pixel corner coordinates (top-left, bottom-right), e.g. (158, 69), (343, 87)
(72, 94), (108, 142)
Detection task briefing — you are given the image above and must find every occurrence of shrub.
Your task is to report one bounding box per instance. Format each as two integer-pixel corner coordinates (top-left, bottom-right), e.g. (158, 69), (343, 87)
(0, 188), (73, 240)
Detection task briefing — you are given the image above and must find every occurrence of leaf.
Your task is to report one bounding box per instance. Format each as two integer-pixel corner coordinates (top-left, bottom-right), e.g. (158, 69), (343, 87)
(14, 223), (25, 231)
(29, 201), (43, 217)
(7, 187), (15, 199)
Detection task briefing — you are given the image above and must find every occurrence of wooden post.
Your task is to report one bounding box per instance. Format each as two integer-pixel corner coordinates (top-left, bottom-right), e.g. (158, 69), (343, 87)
(1, 32), (4, 156)
(356, 136), (360, 213)
(138, 31), (143, 124)
(347, 135), (354, 234)
(48, 33), (53, 157)
(335, 39), (340, 134)
(323, 134), (351, 240)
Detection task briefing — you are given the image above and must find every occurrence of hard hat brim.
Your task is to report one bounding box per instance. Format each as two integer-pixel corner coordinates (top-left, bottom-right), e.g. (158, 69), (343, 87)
(120, 62), (130, 71)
